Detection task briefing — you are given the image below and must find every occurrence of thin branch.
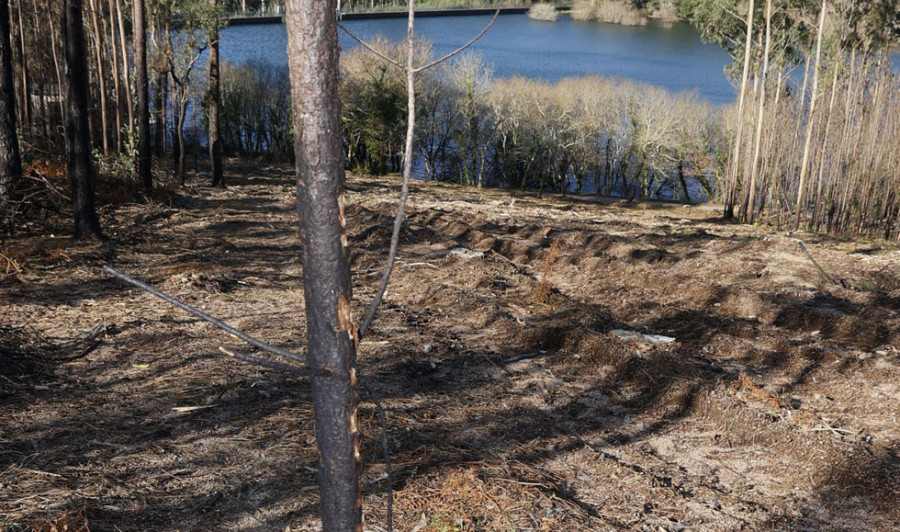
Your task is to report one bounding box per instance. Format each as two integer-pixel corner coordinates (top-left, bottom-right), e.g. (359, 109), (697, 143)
(218, 347), (332, 378)
(337, 7), (500, 75)
(358, 0), (418, 339)
(337, 22), (404, 69)
(103, 265), (309, 364)
(413, 8), (500, 73)
(355, 5), (498, 339)
(795, 240), (839, 286)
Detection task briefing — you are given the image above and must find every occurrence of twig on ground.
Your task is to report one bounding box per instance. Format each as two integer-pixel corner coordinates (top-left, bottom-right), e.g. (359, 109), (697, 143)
(795, 240), (839, 286)
(218, 347), (332, 378)
(502, 351), (549, 364)
(104, 266), (304, 363)
(104, 266), (332, 377)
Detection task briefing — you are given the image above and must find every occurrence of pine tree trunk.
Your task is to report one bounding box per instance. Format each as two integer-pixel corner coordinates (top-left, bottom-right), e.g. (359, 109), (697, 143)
(63, 0), (102, 239)
(134, 0), (151, 189)
(285, 0), (361, 529)
(0, 0), (21, 215)
(208, 0), (224, 187)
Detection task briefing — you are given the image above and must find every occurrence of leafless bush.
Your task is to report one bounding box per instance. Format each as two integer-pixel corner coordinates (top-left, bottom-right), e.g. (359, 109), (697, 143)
(569, 1), (596, 21)
(527, 3), (559, 22)
(595, 0), (647, 26)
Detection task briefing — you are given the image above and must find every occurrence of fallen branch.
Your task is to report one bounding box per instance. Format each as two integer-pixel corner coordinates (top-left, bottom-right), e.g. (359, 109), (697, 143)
(795, 240), (840, 286)
(219, 347), (332, 378)
(103, 265), (332, 378)
(503, 351), (549, 364)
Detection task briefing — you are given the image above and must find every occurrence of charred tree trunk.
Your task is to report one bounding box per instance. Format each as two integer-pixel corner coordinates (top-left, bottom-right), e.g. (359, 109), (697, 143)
(134, 0), (151, 190)
(0, 0), (21, 215)
(63, 0), (102, 239)
(285, 0), (361, 529)
(208, 0), (224, 187)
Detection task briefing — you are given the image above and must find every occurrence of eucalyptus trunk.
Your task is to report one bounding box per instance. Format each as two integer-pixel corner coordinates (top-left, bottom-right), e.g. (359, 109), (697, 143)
(134, 0), (151, 189)
(116, 0), (132, 143)
(724, 0), (754, 219)
(793, 0), (827, 231)
(88, 0), (108, 156)
(744, 0), (772, 224)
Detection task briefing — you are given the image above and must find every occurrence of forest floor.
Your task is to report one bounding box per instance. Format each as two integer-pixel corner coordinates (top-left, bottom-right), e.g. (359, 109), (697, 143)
(1, 163), (899, 532)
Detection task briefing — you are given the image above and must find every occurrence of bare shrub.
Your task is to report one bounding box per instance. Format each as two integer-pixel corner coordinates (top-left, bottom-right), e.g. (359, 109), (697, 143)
(527, 3), (558, 22)
(595, 0), (647, 26)
(569, 0), (596, 21)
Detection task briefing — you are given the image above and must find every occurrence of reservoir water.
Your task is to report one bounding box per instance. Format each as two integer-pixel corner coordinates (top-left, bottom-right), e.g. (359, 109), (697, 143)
(221, 13), (738, 104)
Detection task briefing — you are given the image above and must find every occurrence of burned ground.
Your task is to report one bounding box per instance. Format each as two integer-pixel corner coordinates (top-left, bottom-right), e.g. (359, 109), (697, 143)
(2, 165), (899, 531)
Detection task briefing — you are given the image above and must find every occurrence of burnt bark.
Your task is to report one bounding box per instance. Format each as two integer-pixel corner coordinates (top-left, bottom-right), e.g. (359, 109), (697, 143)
(0, 0), (22, 216)
(134, 0), (151, 190)
(208, 0), (224, 188)
(285, 0), (361, 529)
(62, 0), (101, 239)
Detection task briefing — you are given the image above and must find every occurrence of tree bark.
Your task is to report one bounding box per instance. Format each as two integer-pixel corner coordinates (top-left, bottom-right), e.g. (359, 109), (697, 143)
(63, 0), (102, 239)
(0, 0), (21, 215)
(134, 0), (152, 190)
(285, 0), (361, 529)
(208, 0), (224, 187)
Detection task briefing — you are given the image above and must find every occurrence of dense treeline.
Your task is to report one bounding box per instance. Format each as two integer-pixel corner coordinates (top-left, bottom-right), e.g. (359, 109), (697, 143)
(1, 0), (900, 240)
(685, 0), (900, 236)
(222, 43), (718, 201)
